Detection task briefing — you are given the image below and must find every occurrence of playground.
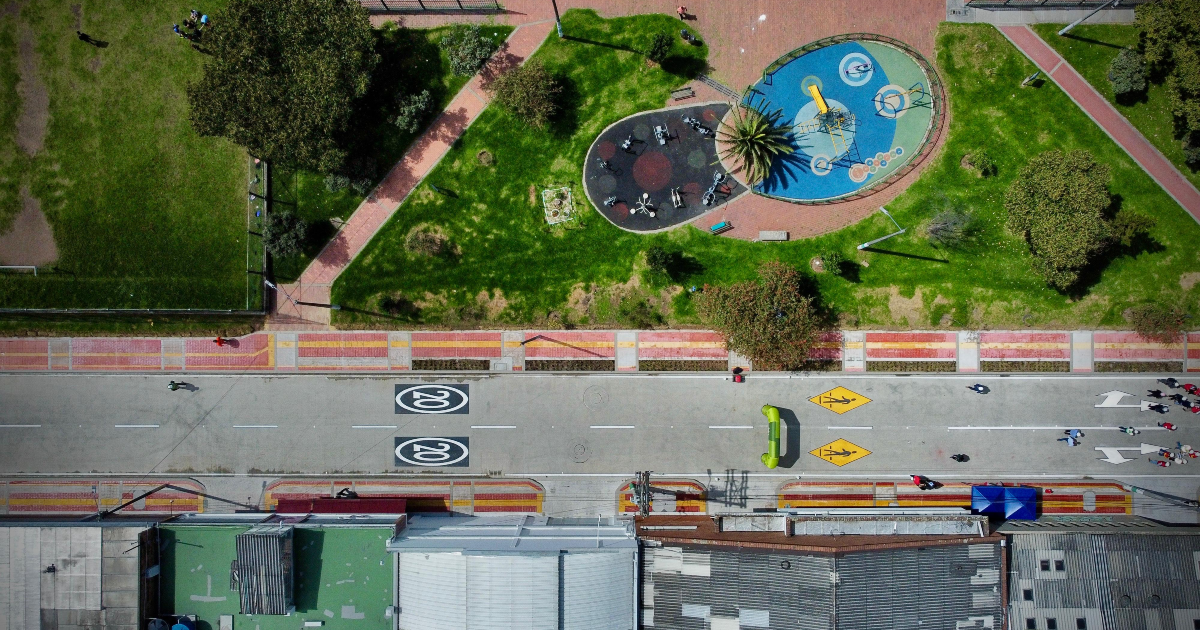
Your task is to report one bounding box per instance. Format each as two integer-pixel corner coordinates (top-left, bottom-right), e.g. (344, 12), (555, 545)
(745, 36), (941, 203)
(583, 103), (744, 232)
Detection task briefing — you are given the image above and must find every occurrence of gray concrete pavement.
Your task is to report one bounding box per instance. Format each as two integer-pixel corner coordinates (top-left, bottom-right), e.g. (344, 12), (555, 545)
(1, 372), (1198, 520)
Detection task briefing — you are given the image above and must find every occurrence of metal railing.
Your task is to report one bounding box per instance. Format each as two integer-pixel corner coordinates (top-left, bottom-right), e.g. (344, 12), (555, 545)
(355, 0), (501, 11)
(963, 0), (1148, 8)
(0, 266), (37, 276)
(753, 33), (947, 206)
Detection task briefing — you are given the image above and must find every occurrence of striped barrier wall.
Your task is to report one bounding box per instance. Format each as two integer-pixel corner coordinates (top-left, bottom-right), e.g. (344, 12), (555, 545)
(618, 479), (707, 514)
(184, 334), (273, 370)
(411, 332), (502, 359)
(0, 338), (49, 370)
(637, 332), (726, 360)
(0, 479), (206, 515)
(811, 331), (844, 362)
(979, 332), (1071, 362)
(864, 332), (956, 361)
(1093, 332), (1185, 364)
(296, 332), (389, 370)
(1190, 333), (1200, 372)
(777, 481), (1130, 514)
(521, 332), (616, 359)
(71, 338), (162, 370)
(262, 478), (544, 515)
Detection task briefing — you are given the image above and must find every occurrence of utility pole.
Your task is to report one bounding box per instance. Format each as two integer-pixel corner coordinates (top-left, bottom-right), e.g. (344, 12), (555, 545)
(550, 0), (563, 38)
(1058, 0), (1119, 36)
(856, 207), (906, 250)
(631, 471), (652, 517)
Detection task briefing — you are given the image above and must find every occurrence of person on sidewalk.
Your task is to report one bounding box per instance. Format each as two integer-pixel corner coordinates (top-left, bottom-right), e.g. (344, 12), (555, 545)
(1160, 377), (1180, 389)
(1169, 393), (1188, 406)
(1064, 429), (1084, 439)
(1184, 383), (1198, 395)
(677, 6), (687, 20)
(1147, 389), (1165, 399)
(1150, 458), (1170, 468)
(1058, 436), (1079, 446)
(1159, 421), (1178, 431)
(1149, 403), (1170, 414)
(967, 384), (989, 394)
(213, 336), (227, 347)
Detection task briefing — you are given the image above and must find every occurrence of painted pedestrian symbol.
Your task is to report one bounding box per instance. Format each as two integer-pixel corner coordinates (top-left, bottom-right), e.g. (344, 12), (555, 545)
(809, 386), (871, 414)
(810, 438), (871, 466)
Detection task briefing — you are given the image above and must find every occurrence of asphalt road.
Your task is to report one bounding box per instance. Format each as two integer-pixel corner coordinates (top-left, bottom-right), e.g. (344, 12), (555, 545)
(1, 372), (1198, 487)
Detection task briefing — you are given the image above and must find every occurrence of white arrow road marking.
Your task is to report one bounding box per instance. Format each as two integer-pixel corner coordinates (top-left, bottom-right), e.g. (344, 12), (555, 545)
(1094, 443), (1167, 464)
(1095, 391), (1152, 410)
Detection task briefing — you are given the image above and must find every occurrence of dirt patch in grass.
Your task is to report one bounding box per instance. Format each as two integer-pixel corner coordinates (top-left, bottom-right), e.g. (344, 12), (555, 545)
(69, 3), (80, 27)
(639, 359), (727, 372)
(1181, 272), (1200, 291)
(0, 187), (57, 265)
(476, 288), (507, 319)
(1095, 361), (1184, 373)
(412, 359), (490, 370)
(981, 360), (1069, 373)
(15, 25), (48, 156)
(884, 286), (925, 326)
(867, 360), (957, 372)
(525, 359), (614, 371)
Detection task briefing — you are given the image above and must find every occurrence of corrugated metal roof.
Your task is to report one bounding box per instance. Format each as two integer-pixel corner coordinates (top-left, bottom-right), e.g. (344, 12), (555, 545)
(233, 525), (293, 615)
(1008, 532), (1200, 630)
(642, 542), (1000, 630)
(388, 514), (637, 553)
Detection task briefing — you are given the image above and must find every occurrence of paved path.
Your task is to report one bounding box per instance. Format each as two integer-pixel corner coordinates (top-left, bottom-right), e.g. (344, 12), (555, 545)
(999, 25), (1200, 226)
(270, 20), (555, 327)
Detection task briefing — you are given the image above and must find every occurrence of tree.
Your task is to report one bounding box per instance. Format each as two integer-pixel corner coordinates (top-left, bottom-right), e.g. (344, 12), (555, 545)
(441, 24), (498, 77)
(489, 60), (561, 129)
(818, 249), (845, 274)
(262, 210), (308, 258)
(645, 246), (671, 274)
(1004, 150), (1112, 290)
(926, 208), (978, 249)
(716, 104), (793, 185)
(644, 32), (673, 63)
(694, 262), (823, 370)
(1108, 48), (1147, 98)
(1136, 0), (1200, 136)
(187, 0), (379, 174)
(390, 89), (432, 134)
(1128, 303), (1190, 343)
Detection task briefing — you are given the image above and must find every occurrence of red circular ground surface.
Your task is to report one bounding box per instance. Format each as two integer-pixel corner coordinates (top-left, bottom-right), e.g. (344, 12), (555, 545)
(632, 150), (672, 192)
(596, 140), (616, 161)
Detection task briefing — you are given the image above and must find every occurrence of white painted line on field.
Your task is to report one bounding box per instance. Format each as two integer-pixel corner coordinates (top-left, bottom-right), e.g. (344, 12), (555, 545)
(471, 425), (516, 429)
(590, 425), (635, 429)
(709, 425), (754, 429)
(233, 425), (278, 429)
(828, 426), (872, 430)
(115, 424), (159, 428)
(948, 426), (1165, 431)
(352, 425), (398, 429)
(0, 424), (41, 428)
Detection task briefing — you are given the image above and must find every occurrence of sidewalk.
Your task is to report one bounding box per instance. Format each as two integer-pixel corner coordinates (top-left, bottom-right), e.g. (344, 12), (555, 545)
(2, 330), (1195, 373)
(998, 25), (1200, 226)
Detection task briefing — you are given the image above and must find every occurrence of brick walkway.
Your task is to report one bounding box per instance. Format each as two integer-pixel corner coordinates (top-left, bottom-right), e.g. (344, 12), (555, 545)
(999, 25), (1200, 226)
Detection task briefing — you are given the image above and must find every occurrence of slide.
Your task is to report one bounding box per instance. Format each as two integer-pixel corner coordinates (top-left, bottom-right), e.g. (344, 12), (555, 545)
(761, 405), (780, 469)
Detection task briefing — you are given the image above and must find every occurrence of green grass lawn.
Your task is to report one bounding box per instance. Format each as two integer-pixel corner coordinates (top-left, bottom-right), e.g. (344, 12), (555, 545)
(0, 0), (255, 310)
(1032, 23), (1200, 190)
(331, 18), (1200, 330)
(271, 24), (512, 283)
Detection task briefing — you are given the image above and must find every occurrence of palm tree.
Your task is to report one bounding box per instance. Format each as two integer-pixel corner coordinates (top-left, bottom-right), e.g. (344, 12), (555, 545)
(716, 101), (793, 186)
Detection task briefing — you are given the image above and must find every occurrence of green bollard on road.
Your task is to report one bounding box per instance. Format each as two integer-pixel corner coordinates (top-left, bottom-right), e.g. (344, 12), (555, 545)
(761, 404), (780, 469)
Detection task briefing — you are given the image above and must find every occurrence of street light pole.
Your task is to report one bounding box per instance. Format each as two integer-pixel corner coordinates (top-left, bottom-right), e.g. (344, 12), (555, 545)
(550, 0), (563, 38)
(856, 207), (906, 250)
(1058, 0), (1119, 36)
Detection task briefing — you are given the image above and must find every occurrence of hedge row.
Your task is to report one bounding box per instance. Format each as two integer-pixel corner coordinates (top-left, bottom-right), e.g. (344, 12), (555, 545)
(1094, 361), (1184, 373)
(981, 360), (1070, 373)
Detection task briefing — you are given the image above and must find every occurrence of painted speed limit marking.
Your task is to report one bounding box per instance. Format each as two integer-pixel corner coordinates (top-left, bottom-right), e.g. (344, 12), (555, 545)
(394, 384), (469, 414)
(394, 437), (470, 467)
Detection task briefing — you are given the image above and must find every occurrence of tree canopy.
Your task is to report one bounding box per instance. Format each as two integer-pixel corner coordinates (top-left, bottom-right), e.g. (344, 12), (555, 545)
(1004, 150), (1112, 290)
(187, 0), (379, 173)
(695, 262), (823, 370)
(1137, 0), (1200, 137)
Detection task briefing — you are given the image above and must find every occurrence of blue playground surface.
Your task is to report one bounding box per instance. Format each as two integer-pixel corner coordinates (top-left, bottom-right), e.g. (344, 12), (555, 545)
(747, 40), (934, 203)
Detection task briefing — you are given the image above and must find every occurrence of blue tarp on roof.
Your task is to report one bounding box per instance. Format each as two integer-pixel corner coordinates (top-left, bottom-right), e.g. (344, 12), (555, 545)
(971, 485), (1037, 520)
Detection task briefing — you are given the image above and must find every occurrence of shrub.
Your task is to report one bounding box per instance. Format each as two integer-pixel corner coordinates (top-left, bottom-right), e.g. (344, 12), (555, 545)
(617, 297), (663, 329)
(645, 32), (673, 63)
(1128, 303), (1190, 343)
(818, 249), (845, 273)
(391, 89), (432, 134)
(323, 173), (350, 192)
(380, 294), (419, 318)
(694, 261), (823, 370)
(440, 24), (498, 76)
(404, 225), (449, 257)
(1004, 149), (1112, 290)
(1184, 136), (1200, 168)
(1109, 208), (1157, 247)
(1108, 48), (1147, 98)
(716, 104), (794, 185)
(926, 208), (978, 249)
(968, 151), (997, 177)
(262, 210), (307, 258)
(489, 60), (561, 128)
(645, 246), (671, 274)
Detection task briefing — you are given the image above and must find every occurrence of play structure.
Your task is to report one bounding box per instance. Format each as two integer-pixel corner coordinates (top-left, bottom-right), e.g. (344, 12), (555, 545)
(761, 404), (780, 469)
(745, 34), (943, 203)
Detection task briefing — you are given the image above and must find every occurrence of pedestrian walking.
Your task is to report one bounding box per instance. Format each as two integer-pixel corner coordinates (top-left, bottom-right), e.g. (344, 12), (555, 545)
(1058, 437), (1079, 446)
(1190, 402), (1200, 414)
(213, 336), (227, 347)
(1149, 403), (1170, 413)
(1169, 393), (1187, 405)
(1160, 377), (1180, 389)
(1147, 389), (1164, 399)
(172, 24), (184, 37)
(167, 380), (181, 391)
(1064, 429), (1084, 439)
(1184, 383), (1198, 395)
(677, 6), (687, 20)
(1159, 422), (1177, 431)
(1150, 458), (1170, 468)
(967, 384), (989, 394)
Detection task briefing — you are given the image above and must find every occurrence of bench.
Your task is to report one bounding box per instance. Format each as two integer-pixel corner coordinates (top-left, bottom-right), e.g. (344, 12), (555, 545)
(671, 86), (695, 101)
(710, 221), (733, 235)
(758, 230), (789, 242)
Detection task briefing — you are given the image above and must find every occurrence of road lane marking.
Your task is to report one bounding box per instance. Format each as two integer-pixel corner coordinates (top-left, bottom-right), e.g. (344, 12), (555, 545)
(233, 425), (278, 429)
(352, 425), (398, 429)
(828, 426), (872, 430)
(114, 424), (159, 428)
(471, 425), (516, 429)
(0, 424), (41, 428)
(949, 426), (1165, 430)
(709, 425), (753, 429)
(590, 425), (635, 429)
